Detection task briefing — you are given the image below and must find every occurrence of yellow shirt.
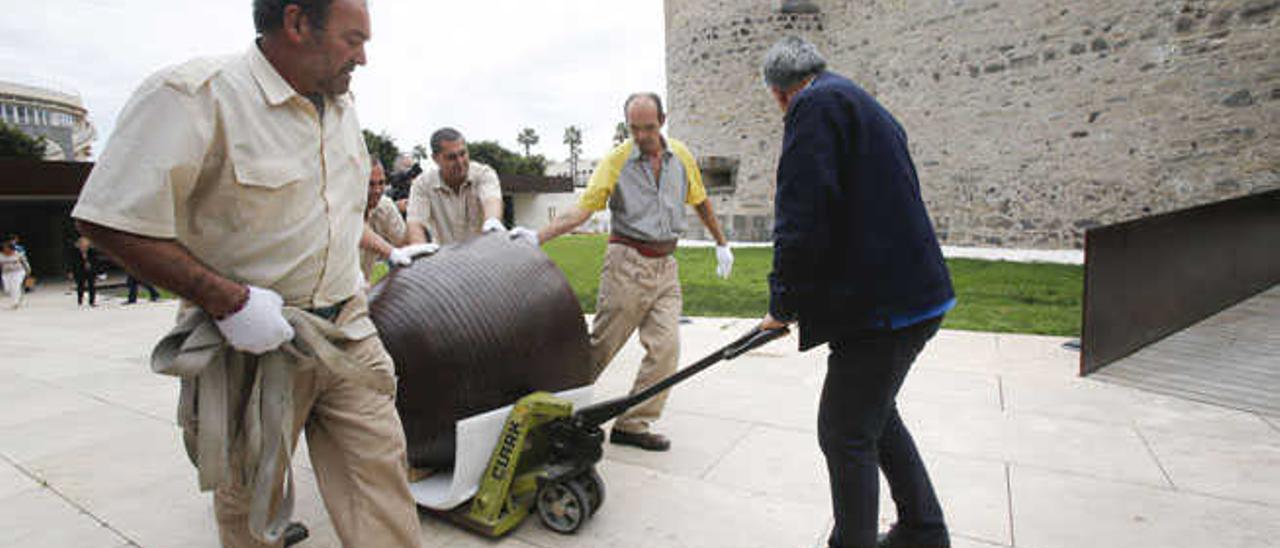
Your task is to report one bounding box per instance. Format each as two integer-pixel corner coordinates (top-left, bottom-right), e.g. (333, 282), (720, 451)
(405, 161), (502, 245)
(71, 44), (370, 308)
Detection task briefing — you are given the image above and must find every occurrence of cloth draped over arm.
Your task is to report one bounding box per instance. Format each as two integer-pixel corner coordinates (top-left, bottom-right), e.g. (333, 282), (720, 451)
(150, 306), (393, 544)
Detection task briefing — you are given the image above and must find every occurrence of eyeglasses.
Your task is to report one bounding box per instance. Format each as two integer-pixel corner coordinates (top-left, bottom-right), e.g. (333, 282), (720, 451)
(438, 149), (468, 162)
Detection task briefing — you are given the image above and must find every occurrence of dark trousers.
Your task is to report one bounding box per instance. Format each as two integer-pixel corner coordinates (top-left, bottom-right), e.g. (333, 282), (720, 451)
(821, 316), (948, 548)
(125, 276), (159, 303)
(73, 271), (96, 306)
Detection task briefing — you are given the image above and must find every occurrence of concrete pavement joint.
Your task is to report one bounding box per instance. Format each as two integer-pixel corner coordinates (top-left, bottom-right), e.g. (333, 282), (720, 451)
(0, 452), (140, 547)
(1132, 426), (1178, 491)
(1169, 487), (1280, 509)
(671, 408), (814, 436)
(68, 387), (178, 428)
(697, 423), (760, 481)
(997, 375), (1006, 412)
(1, 451), (48, 489)
(1010, 459), (1280, 509)
(1003, 463), (1015, 548)
(954, 531), (1010, 546)
(1258, 413), (1280, 435)
(1006, 461), (1171, 494)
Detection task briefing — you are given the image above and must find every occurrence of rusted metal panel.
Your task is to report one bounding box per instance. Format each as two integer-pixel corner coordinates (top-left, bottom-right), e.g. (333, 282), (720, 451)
(1081, 189), (1280, 375)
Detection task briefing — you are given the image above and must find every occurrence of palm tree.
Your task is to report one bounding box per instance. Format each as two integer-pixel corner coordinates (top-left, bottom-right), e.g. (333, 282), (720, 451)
(411, 144), (429, 161)
(563, 126), (583, 184)
(613, 121), (628, 146)
(516, 128), (539, 157)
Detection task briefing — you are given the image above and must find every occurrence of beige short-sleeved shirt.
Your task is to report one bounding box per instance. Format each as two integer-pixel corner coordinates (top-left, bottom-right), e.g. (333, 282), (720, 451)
(405, 161), (501, 245)
(360, 195), (407, 279)
(71, 44), (370, 308)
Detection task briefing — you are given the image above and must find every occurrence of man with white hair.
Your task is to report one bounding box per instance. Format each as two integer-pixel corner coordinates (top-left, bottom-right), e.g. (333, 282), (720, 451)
(757, 36), (955, 548)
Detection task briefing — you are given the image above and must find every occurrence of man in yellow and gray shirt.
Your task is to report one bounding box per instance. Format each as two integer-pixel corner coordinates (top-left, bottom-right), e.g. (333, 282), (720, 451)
(514, 92), (733, 451)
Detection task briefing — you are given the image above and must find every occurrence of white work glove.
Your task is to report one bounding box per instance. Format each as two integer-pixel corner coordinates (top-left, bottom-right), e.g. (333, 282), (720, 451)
(392, 243), (439, 266)
(214, 286), (294, 355)
(509, 226), (540, 247)
(386, 247), (413, 267)
(482, 217), (505, 233)
(715, 244), (734, 279)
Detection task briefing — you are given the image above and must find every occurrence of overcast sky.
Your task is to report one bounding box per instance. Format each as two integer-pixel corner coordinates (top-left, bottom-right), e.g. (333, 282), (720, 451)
(0, 0), (666, 162)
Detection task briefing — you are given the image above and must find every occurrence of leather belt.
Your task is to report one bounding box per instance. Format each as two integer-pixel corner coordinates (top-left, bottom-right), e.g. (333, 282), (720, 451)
(609, 234), (677, 258)
(305, 298), (349, 321)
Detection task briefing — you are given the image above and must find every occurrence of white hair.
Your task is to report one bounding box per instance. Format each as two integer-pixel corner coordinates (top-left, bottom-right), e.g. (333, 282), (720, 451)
(761, 36), (827, 90)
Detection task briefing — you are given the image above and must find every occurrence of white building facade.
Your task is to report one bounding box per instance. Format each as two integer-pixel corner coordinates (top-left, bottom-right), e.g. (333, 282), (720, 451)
(0, 80), (95, 161)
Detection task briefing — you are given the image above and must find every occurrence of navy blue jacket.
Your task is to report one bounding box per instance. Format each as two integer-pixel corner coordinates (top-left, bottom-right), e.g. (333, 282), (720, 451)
(769, 71), (954, 350)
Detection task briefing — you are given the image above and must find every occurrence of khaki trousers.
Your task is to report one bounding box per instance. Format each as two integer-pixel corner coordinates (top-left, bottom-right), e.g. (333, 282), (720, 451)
(214, 308), (423, 548)
(590, 243), (681, 434)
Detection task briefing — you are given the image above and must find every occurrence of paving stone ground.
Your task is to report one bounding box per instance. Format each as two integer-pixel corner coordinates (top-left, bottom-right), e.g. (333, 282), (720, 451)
(2, 285), (1276, 548)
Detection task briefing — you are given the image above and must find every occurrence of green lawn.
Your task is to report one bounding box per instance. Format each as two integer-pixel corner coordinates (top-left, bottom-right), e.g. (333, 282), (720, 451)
(367, 234), (1081, 336)
(543, 234), (1082, 337)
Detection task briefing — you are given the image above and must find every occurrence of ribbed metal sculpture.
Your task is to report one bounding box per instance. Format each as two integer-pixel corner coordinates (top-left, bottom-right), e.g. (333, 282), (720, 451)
(368, 233), (594, 468)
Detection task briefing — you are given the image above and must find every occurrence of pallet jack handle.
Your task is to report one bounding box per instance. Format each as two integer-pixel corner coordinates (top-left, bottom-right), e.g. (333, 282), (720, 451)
(571, 326), (790, 430)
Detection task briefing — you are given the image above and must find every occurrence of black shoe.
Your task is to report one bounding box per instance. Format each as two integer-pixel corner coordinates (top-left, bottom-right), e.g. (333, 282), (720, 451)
(609, 429), (671, 451)
(876, 530), (949, 548)
(283, 522), (309, 546)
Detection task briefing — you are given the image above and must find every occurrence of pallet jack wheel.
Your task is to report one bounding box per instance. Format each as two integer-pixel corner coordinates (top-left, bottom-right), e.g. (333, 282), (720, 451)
(536, 480), (593, 534)
(572, 467), (606, 516)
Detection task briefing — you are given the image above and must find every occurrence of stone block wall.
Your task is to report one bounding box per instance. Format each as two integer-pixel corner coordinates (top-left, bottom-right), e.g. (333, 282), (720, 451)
(666, 0), (1280, 247)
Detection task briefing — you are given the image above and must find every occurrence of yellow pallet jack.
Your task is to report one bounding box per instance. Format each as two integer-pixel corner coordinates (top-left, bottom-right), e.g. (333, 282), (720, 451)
(430, 326), (789, 536)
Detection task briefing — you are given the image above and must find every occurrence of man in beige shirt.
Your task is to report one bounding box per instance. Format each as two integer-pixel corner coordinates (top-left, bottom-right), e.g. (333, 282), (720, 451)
(405, 127), (505, 245)
(359, 159), (427, 282)
(71, 1), (423, 546)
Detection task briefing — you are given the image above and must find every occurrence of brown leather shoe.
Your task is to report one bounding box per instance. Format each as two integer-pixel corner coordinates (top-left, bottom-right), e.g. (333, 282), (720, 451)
(609, 429), (671, 451)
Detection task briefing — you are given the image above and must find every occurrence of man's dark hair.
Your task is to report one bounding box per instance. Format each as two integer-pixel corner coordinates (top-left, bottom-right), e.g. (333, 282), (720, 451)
(430, 127), (466, 155)
(623, 92), (665, 121)
(253, 0), (334, 35)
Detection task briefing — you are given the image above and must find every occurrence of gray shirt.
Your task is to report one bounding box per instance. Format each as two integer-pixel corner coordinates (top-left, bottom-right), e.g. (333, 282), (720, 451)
(578, 138), (708, 243)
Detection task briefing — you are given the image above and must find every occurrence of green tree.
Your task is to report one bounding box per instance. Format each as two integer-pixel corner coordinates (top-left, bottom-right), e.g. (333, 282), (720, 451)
(0, 122), (45, 159)
(563, 125), (583, 184)
(613, 121), (628, 146)
(361, 129), (399, 170)
(516, 128), (539, 157)
(411, 143), (429, 161)
(466, 140), (547, 176)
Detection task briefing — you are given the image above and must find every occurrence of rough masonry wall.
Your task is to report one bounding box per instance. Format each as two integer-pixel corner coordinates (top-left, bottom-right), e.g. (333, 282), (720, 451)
(666, 0), (1280, 247)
